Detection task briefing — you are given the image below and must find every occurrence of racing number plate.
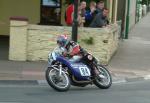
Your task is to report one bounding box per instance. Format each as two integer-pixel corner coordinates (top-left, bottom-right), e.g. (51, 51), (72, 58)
(79, 67), (91, 76)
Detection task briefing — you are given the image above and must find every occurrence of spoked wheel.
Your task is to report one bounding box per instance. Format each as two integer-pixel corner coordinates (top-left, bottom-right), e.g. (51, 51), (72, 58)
(94, 65), (112, 89)
(45, 67), (71, 92)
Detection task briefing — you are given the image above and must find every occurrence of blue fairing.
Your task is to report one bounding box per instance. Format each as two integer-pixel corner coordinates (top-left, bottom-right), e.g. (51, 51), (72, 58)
(56, 56), (91, 81)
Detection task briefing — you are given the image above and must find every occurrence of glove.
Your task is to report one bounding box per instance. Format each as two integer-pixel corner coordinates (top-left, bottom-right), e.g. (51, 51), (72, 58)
(62, 52), (70, 57)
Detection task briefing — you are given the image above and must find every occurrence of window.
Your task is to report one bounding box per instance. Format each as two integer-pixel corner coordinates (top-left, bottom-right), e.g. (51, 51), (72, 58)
(40, 0), (61, 25)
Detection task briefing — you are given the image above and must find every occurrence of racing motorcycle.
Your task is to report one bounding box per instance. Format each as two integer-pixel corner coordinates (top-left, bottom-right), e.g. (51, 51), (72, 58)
(45, 47), (112, 92)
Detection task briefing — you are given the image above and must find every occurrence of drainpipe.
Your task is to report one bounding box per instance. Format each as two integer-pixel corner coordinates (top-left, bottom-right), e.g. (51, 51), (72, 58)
(107, 0), (113, 23)
(125, 0), (130, 39)
(136, 0), (140, 23)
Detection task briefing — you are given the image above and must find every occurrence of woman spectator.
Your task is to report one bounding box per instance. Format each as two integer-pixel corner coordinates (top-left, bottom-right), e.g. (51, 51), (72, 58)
(79, 1), (87, 17)
(76, 1), (87, 27)
(65, 3), (74, 26)
(78, 2), (86, 27)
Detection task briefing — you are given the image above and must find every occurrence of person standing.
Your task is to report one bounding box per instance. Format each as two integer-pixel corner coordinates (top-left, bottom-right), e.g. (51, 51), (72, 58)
(65, 1), (86, 27)
(90, 8), (109, 28)
(85, 1), (97, 27)
(78, 1), (87, 27)
(96, 1), (105, 14)
(80, 1), (87, 17)
(65, 3), (74, 26)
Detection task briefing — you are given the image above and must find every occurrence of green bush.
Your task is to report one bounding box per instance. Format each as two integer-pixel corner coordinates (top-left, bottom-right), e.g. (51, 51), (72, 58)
(81, 37), (94, 45)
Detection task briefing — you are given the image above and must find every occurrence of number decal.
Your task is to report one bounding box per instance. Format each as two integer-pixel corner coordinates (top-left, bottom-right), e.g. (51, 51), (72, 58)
(79, 67), (91, 76)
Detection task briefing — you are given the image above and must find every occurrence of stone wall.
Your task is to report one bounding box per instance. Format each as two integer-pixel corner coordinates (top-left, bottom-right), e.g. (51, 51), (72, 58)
(9, 18), (119, 65)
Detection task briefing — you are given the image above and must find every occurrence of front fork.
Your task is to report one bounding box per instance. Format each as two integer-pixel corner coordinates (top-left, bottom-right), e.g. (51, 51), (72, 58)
(94, 64), (106, 79)
(59, 64), (62, 76)
(92, 63), (102, 75)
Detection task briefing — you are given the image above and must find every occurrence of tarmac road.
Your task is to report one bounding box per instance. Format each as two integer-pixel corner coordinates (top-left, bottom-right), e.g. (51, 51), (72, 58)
(0, 80), (150, 103)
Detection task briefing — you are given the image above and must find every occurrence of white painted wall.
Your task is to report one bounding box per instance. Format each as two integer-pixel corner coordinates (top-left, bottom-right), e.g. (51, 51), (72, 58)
(129, 0), (136, 30)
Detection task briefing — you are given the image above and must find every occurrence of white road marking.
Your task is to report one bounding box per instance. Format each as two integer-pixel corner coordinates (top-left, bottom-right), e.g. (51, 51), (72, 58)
(144, 75), (150, 80)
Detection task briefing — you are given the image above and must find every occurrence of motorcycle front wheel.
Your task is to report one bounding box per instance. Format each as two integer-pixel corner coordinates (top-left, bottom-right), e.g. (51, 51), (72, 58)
(93, 65), (112, 89)
(45, 67), (71, 92)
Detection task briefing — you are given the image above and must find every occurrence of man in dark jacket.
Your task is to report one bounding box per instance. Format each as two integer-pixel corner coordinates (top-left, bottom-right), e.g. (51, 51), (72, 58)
(90, 8), (109, 28)
(96, 1), (105, 14)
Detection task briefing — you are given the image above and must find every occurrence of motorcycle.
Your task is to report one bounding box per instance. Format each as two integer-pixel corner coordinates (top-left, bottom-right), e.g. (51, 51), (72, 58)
(45, 47), (112, 92)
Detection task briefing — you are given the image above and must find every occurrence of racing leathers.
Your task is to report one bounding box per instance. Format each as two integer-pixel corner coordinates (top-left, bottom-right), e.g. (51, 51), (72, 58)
(62, 40), (83, 62)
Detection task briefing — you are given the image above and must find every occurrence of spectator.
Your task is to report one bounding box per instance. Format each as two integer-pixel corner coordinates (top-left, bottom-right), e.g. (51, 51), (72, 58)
(80, 1), (87, 17)
(65, 1), (86, 26)
(96, 1), (105, 14)
(65, 3), (74, 26)
(85, 1), (97, 27)
(78, 3), (85, 27)
(77, 1), (87, 27)
(90, 8), (109, 28)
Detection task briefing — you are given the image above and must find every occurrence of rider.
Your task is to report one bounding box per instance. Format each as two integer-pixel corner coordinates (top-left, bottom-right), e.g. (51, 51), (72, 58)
(56, 34), (100, 77)
(57, 34), (83, 62)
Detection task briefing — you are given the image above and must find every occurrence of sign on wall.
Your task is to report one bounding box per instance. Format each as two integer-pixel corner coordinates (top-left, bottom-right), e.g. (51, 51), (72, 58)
(40, 0), (61, 25)
(42, 0), (60, 7)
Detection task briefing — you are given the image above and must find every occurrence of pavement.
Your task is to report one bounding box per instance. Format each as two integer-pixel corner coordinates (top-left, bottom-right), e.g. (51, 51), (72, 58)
(0, 13), (150, 85)
(108, 12), (150, 83)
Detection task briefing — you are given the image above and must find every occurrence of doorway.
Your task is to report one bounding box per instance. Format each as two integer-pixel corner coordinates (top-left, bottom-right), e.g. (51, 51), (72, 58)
(40, 0), (62, 25)
(0, 36), (9, 60)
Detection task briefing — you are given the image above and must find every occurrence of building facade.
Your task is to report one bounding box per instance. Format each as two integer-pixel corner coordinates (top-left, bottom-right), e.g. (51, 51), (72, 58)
(0, 0), (149, 37)
(0, 0), (119, 36)
(0, 0), (41, 36)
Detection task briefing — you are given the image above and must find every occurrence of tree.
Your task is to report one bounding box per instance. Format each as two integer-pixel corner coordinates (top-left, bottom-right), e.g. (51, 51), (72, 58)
(140, 0), (150, 5)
